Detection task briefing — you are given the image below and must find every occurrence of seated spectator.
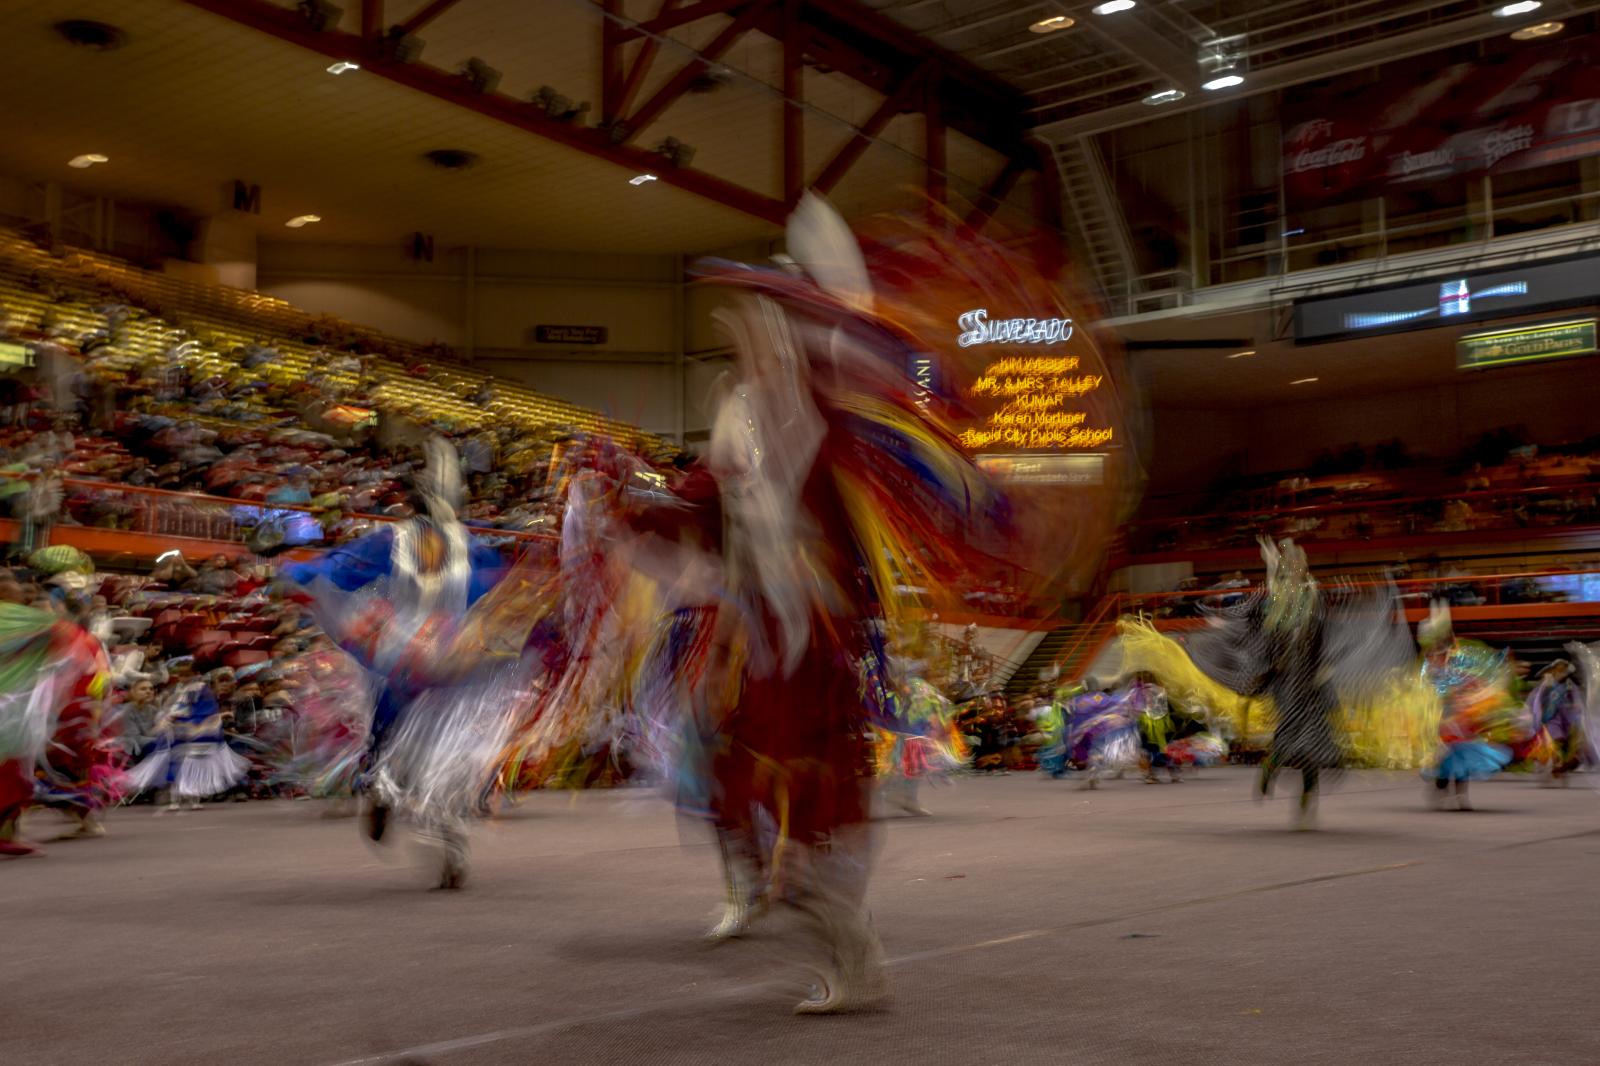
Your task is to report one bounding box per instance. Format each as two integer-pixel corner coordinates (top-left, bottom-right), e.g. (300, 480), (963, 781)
(185, 553), (241, 596)
(266, 474), (313, 506)
(116, 678), (164, 761)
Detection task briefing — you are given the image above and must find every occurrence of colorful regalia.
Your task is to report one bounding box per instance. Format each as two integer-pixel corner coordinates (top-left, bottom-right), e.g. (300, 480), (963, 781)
(1417, 603), (1521, 810)
(0, 602), (119, 853)
(124, 675), (249, 807)
(1564, 641), (1600, 784)
(281, 440), (542, 888)
(872, 674), (969, 815)
(1066, 683), (1142, 787)
(1124, 538), (1414, 827)
(1522, 657), (1589, 782)
(602, 193), (1136, 1014)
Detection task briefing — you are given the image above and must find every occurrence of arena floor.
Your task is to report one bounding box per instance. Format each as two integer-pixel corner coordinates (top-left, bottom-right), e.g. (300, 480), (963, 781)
(6, 768), (1598, 1066)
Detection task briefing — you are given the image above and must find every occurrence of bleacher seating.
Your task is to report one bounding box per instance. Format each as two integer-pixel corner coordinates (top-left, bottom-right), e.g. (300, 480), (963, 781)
(0, 227), (663, 449)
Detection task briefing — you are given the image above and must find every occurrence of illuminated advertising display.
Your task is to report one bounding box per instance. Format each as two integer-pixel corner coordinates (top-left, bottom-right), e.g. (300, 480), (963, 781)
(1293, 254), (1600, 343)
(951, 309), (1115, 453)
(1456, 318), (1597, 370)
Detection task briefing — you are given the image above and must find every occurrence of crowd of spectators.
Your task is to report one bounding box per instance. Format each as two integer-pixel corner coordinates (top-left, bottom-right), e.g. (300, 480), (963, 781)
(1126, 433), (1600, 557)
(4, 545), (323, 805)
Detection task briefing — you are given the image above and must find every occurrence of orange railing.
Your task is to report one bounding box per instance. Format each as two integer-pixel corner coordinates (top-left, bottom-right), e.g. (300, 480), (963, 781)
(1120, 479), (1600, 558)
(1120, 569), (1600, 619)
(1050, 568), (1600, 682)
(25, 475), (557, 554)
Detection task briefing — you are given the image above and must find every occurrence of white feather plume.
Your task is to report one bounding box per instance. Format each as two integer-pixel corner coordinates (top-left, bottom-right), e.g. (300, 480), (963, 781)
(785, 192), (872, 311)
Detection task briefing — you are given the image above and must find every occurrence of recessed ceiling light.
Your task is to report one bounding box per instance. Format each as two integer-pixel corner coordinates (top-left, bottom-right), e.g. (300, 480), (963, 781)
(1226, 349), (1255, 359)
(1290, 377), (1319, 385)
(285, 214), (322, 228)
(1202, 73), (1244, 91)
(1143, 88), (1186, 106)
(1029, 14), (1075, 33)
(1092, 0), (1135, 13)
(326, 60), (360, 75)
(68, 153), (109, 169)
(1493, 0), (1541, 15)
(629, 173), (658, 186)
(1510, 19), (1563, 39)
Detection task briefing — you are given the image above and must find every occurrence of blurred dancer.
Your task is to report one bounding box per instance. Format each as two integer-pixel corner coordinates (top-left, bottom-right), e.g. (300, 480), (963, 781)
(1527, 658), (1586, 785)
(619, 195), (1055, 1013)
(1418, 604), (1517, 811)
(1178, 540), (1410, 828)
(874, 671), (968, 817)
(0, 591), (117, 855)
(282, 440), (535, 888)
(127, 664), (250, 811)
(1133, 676), (1181, 783)
(33, 596), (123, 836)
(1068, 679), (1140, 789)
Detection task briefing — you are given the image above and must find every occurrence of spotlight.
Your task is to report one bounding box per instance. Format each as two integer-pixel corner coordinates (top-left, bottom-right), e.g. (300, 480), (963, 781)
(460, 57), (501, 95)
(68, 153), (109, 169)
(1510, 19), (1563, 38)
(285, 214), (322, 228)
(655, 137), (696, 168)
(1202, 73), (1244, 90)
(296, 0), (343, 32)
(1029, 14), (1074, 33)
(629, 173), (658, 186)
(1492, 1), (1541, 15)
(1143, 88), (1185, 105)
(326, 60), (360, 75)
(604, 121), (631, 145)
(1092, 0), (1135, 13)
(1226, 350), (1255, 359)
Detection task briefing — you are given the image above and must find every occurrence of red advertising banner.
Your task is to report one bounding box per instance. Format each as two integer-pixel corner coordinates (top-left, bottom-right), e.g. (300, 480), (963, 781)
(1283, 32), (1600, 208)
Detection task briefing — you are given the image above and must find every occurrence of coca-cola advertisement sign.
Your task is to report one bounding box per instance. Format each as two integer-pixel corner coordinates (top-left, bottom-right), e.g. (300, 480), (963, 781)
(1284, 31), (1600, 208)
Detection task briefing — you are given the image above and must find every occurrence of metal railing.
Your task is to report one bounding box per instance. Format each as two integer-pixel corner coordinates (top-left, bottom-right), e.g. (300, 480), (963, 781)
(1049, 568), (1600, 683)
(1121, 569), (1600, 619)
(1105, 185), (1600, 312)
(1119, 480), (1600, 557)
(9, 474), (557, 553)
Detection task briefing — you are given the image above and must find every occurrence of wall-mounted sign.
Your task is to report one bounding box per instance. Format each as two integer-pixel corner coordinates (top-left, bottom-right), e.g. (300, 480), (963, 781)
(956, 309), (1073, 347)
(910, 355), (936, 410)
(1457, 318), (1597, 370)
(975, 453), (1105, 485)
(0, 342), (34, 367)
(1293, 253), (1600, 343)
(534, 324), (608, 345)
(1283, 30), (1600, 209)
(958, 355), (1114, 451)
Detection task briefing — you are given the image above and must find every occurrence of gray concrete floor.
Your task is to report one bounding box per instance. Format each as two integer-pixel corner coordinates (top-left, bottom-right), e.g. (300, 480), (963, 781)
(4, 768), (1598, 1066)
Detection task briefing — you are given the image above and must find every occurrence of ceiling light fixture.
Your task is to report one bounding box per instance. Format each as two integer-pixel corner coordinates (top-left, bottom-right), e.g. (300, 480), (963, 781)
(1226, 349), (1255, 359)
(1510, 19), (1563, 39)
(1493, 0), (1541, 15)
(68, 153), (109, 169)
(1202, 73), (1245, 90)
(326, 60), (360, 74)
(1290, 377), (1319, 384)
(285, 214), (322, 228)
(629, 173), (658, 186)
(1143, 88), (1186, 105)
(1029, 14), (1075, 33)
(1092, 0), (1135, 13)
